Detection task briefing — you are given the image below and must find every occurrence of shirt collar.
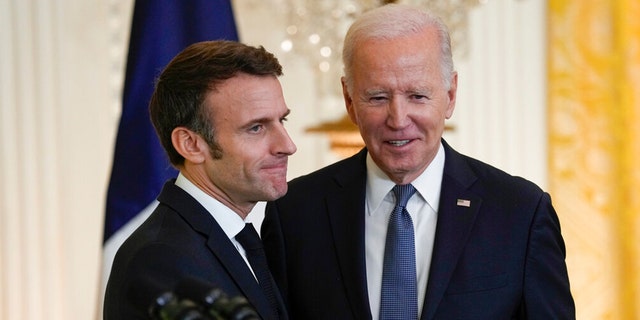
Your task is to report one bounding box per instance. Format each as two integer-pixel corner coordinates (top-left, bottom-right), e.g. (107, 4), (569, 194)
(174, 172), (246, 239)
(365, 142), (445, 214)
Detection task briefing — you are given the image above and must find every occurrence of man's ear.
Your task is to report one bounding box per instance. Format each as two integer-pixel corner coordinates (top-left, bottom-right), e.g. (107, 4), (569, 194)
(342, 77), (357, 125)
(445, 72), (458, 119)
(171, 127), (207, 164)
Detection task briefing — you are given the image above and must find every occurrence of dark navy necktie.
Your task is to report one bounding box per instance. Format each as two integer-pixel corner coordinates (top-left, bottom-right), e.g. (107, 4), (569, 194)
(380, 184), (418, 320)
(235, 223), (279, 318)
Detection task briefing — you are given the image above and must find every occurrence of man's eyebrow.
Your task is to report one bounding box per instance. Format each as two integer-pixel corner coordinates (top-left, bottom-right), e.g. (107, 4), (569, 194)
(407, 88), (432, 95)
(364, 89), (387, 96)
(241, 108), (291, 129)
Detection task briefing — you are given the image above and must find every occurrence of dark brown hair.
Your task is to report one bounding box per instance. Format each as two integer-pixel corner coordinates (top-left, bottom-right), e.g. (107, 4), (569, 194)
(149, 40), (283, 165)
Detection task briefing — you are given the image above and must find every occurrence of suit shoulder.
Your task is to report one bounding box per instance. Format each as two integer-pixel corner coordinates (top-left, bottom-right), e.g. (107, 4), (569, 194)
(455, 152), (545, 197)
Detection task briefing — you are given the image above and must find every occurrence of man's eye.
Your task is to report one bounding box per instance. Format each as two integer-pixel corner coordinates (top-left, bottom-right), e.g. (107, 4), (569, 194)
(249, 125), (263, 133)
(280, 117), (289, 123)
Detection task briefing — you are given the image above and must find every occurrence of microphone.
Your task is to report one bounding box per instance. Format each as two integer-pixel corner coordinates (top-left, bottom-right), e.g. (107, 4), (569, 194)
(128, 275), (211, 320)
(148, 291), (210, 320)
(175, 277), (260, 320)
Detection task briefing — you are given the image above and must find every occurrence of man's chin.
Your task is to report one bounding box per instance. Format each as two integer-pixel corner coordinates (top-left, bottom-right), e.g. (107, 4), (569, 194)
(264, 184), (288, 201)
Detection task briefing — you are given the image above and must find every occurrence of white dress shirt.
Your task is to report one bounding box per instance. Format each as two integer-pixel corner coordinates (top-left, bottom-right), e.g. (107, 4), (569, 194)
(174, 173), (256, 278)
(365, 143), (445, 319)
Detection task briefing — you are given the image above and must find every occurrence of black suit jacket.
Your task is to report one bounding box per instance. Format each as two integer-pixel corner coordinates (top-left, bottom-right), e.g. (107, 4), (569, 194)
(262, 141), (575, 319)
(104, 180), (288, 320)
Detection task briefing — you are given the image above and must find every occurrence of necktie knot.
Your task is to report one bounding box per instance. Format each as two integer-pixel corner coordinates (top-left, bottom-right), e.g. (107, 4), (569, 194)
(393, 184), (416, 208)
(235, 223), (262, 250)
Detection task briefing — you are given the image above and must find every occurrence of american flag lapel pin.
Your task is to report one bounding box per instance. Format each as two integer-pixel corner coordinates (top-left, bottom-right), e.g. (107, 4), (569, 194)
(456, 199), (471, 207)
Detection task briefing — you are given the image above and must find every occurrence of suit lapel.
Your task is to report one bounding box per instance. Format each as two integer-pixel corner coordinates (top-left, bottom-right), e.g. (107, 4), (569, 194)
(204, 227), (279, 319)
(421, 142), (482, 320)
(305, 142), (482, 320)
(326, 149), (373, 319)
(158, 182), (279, 320)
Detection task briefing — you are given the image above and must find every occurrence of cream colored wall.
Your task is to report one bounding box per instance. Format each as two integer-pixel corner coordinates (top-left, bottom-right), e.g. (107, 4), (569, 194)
(0, 0), (545, 319)
(1, 1), (129, 319)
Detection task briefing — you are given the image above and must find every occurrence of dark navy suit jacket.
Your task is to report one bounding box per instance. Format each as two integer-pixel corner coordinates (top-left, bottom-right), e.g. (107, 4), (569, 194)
(262, 141), (575, 319)
(104, 180), (288, 320)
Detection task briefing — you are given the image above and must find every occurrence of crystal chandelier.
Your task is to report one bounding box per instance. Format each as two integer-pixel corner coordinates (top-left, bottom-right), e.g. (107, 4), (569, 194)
(275, 0), (486, 77)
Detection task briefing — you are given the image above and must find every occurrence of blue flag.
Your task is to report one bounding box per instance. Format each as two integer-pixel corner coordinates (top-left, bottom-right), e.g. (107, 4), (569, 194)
(100, 0), (238, 315)
(104, 0), (238, 243)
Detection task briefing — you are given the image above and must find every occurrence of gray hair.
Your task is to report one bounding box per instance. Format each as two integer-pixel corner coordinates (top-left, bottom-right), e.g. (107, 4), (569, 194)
(342, 4), (455, 91)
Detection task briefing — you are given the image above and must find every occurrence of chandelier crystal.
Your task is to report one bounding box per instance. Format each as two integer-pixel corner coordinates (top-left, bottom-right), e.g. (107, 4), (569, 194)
(275, 0), (485, 76)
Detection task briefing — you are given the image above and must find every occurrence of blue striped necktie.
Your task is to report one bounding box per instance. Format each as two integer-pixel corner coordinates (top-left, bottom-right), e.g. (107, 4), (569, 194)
(380, 184), (418, 319)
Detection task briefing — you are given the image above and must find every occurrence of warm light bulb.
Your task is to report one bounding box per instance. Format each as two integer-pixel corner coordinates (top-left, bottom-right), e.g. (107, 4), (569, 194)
(308, 34), (320, 44)
(286, 25), (298, 35)
(320, 46), (332, 57)
(281, 39), (293, 52)
(319, 61), (330, 72)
